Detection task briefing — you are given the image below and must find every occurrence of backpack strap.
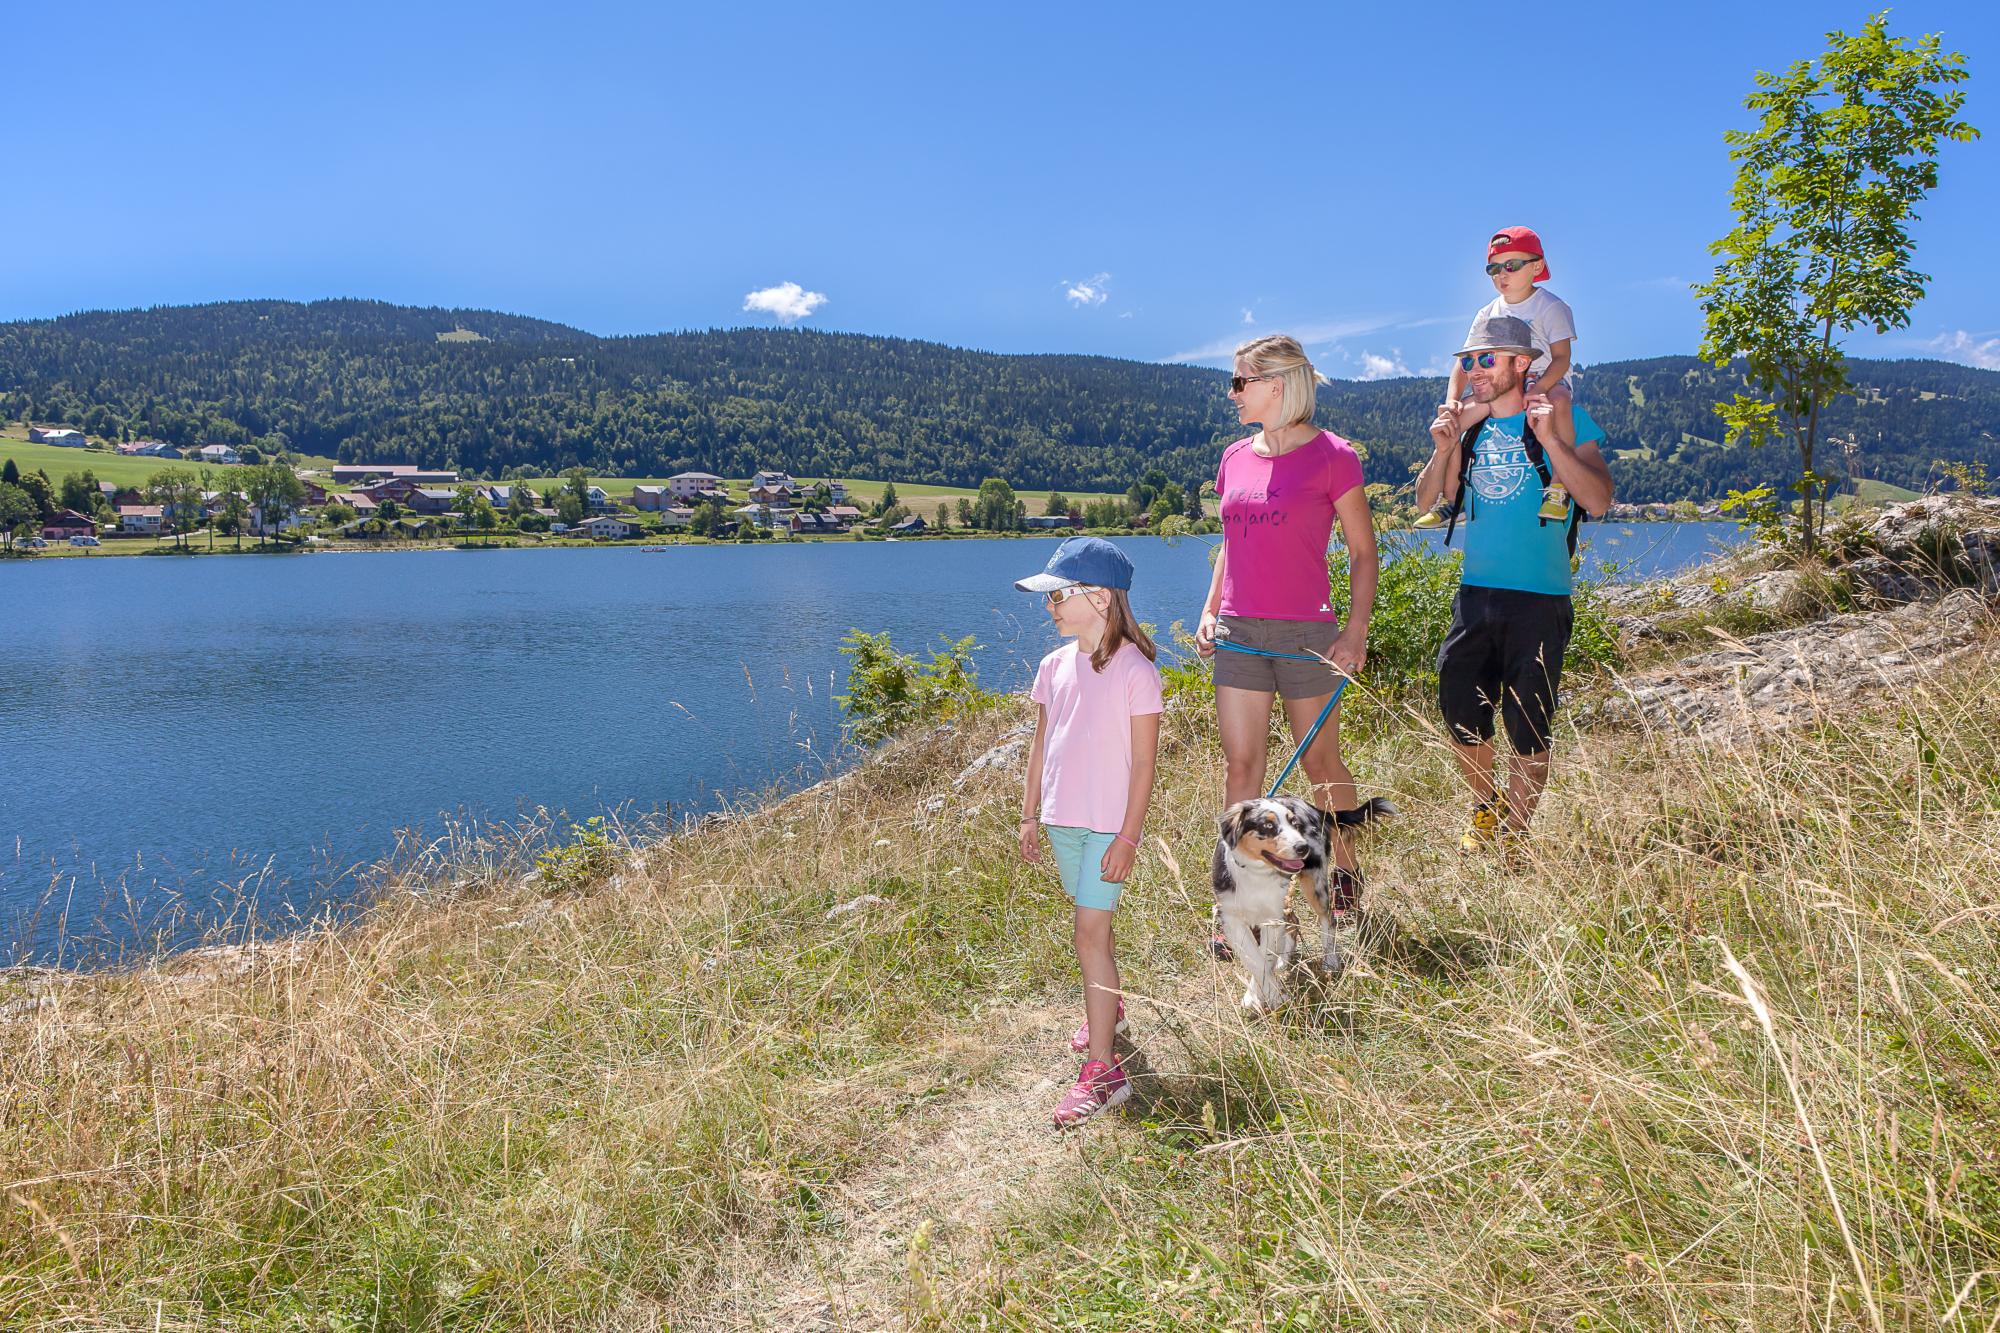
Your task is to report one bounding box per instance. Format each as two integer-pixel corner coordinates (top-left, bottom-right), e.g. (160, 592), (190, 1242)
(1521, 422), (1586, 556)
(1440, 421), (1482, 548)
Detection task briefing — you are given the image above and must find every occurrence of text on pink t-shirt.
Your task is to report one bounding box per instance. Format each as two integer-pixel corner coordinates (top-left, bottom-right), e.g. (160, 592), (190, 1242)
(1029, 640), (1165, 834)
(1215, 430), (1365, 622)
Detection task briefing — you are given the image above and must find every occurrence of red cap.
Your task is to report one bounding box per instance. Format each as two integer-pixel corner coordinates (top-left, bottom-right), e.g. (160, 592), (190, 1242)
(1487, 226), (1549, 282)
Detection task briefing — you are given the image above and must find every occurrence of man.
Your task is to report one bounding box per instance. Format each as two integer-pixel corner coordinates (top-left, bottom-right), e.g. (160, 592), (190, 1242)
(1415, 314), (1614, 850)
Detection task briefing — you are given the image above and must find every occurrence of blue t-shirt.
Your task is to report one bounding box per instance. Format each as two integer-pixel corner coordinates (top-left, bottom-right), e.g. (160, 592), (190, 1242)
(1460, 406), (1606, 597)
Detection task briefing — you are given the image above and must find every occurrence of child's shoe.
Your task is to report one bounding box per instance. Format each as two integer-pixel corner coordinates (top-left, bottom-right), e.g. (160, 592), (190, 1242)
(1052, 1058), (1131, 1129)
(1413, 500), (1458, 530)
(1327, 867), (1362, 918)
(1537, 482), (1572, 522)
(1069, 1000), (1130, 1054)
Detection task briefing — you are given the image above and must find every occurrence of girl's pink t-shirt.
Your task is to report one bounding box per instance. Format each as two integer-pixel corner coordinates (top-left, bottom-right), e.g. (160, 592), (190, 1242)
(1030, 640), (1165, 834)
(1215, 430), (1365, 622)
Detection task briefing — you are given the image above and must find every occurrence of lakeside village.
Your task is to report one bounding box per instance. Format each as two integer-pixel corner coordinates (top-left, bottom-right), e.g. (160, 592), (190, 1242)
(1, 424), (1716, 555)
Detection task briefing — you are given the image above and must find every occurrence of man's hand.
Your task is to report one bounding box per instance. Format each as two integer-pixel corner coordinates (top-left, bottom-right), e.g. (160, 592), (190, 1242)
(1019, 820), (1041, 863)
(1099, 837), (1136, 884)
(1194, 611), (1220, 659)
(1429, 402), (1463, 451)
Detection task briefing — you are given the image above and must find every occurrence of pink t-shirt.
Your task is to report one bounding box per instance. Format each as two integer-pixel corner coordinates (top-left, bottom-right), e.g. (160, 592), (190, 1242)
(1029, 640), (1165, 834)
(1215, 431), (1365, 622)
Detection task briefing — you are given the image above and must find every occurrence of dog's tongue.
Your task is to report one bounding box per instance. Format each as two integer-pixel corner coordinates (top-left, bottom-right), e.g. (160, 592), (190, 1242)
(1272, 856), (1305, 873)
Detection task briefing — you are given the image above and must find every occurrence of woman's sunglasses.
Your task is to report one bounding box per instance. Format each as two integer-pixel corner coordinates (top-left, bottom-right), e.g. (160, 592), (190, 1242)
(1484, 257), (1540, 275)
(1228, 373), (1280, 393)
(1045, 585), (1096, 605)
(1458, 352), (1501, 371)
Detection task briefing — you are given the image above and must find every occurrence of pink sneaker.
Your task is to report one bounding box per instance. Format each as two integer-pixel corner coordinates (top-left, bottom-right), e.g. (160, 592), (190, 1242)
(1069, 999), (1130, 1054)
(1052, 1059), (1131, 1129)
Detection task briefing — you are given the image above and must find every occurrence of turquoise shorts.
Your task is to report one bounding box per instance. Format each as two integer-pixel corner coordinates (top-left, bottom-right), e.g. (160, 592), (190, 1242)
(1044, 824), (1124, 912)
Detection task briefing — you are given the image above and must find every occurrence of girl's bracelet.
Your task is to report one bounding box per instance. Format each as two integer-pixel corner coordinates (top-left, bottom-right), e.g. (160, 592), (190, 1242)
(1114, 833), (1141, 850)
(1020, 815), (1038, 826)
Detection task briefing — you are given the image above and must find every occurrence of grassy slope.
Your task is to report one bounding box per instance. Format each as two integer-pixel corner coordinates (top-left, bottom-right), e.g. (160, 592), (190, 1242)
(2, 427), (341, 489)
(3, 628), (1997, 1327)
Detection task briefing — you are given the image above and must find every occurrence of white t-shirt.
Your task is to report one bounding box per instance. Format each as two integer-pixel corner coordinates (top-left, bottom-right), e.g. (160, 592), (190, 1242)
(1468, 287), (1578, 379)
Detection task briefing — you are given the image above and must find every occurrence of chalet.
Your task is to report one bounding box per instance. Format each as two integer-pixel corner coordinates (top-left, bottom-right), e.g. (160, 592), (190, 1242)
(329, 491), (377, 515)
(825, 481), (849, 503)
(299, 478), (328, 505)
(889, 515), (928, 535)
(668, 471), (723, 500)
(827, 505), (864, 524)
(789, 512), (845, 536)
(404, 488), (457, 516)
(28, 427), (87, 447)
(691, 487), (732, 506)
(122, 440), (185, 459)
(585, 486), (616, 513)
(734, 503), (792, 530)
(480, 484), (534, 510)
(658, 506), (696, 528)
(40, 510), (96, 540)
(197, 444), (242, 465)
(356, 477), (418, 504)
(630, 485), (669, 511)
(118, 505), (165, 535)
(578, 514), (638, 540)
(328, 464), (461, 486)
(749, 482), (797, 506)
(751, 469), (794, 491)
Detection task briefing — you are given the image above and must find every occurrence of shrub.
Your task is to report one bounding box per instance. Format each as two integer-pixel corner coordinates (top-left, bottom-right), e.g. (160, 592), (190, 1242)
(835, 630), (991, 745)
(532, 816), (619, 895)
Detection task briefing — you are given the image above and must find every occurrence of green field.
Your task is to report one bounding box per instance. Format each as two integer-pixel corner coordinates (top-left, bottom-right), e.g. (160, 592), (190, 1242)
(1853, 477), (1923, 504)
(2, 427), (341, 490)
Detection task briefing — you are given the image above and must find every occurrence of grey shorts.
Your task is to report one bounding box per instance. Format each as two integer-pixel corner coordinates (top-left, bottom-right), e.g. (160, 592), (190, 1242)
(1213, 615), (1344, 700)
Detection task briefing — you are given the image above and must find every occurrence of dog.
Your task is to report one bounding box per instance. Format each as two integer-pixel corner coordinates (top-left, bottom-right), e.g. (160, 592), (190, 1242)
(1211, 795), (1395, 1013)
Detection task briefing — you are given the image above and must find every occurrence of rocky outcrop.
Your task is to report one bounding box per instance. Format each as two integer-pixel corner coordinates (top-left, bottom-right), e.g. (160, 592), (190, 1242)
(1834, 493), (2000, 605)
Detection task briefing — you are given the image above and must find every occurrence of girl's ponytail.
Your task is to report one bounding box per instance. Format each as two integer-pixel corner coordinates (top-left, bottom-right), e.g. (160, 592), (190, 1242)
(1091, 588), (1157, 673)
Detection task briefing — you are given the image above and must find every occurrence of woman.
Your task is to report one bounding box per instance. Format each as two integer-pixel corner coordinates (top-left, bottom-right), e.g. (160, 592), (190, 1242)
(1196, 333), (1378, 939)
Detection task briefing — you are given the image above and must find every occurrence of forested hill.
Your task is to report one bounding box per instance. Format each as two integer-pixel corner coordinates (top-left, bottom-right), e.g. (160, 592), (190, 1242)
(2, 299), (1994, 502)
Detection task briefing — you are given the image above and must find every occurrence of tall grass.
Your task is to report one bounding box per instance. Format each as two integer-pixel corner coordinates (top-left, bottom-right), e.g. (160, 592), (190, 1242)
(1, 619), (1995, 1328)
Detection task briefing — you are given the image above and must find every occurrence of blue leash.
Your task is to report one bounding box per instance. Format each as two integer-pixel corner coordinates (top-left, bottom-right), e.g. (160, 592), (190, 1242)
(1211, 638), (1350, 799)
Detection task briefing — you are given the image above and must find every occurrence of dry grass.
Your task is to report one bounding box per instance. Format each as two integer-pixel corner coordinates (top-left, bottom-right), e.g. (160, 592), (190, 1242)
(2, 629), (1997, 1329)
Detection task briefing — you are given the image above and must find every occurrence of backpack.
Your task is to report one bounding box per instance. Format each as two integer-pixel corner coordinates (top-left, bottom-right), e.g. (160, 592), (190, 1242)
(1441, 418), (1585, 557)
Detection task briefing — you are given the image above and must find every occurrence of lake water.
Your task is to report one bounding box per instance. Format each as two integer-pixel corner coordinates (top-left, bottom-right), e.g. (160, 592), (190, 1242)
(0, 524), (1743, 962)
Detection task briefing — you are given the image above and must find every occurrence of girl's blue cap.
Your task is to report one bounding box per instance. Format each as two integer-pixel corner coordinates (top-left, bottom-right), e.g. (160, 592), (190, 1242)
(1013, 536), (1134, 592)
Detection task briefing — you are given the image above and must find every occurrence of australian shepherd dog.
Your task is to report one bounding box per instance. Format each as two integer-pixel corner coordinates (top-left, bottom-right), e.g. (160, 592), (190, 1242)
(1212, 795), (1395, 1013)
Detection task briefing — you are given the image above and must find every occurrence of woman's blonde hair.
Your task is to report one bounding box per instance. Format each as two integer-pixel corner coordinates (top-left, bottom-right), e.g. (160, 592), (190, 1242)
(1090, 587), (1157, 674)
(1235, 333), (1330, 428)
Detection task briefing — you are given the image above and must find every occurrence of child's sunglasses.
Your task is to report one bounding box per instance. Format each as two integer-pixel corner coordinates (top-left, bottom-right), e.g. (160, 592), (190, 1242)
(1045, 584), (1096, 605)
(1228, 373), (1280, 393)
(1458, 352), (1500, 371)
(1484, 257), (1540, 275)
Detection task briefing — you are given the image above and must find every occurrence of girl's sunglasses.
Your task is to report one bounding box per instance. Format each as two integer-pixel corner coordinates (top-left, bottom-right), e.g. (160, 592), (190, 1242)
(1458, 352), (1500, 371)
(1484, 257), (1540, 275)
(1045, 584), (1096, 605)
(1228, 373), (1280, 393)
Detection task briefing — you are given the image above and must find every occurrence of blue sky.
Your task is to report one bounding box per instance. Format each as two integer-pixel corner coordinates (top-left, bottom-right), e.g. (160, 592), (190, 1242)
(7, 1), (1995, 375)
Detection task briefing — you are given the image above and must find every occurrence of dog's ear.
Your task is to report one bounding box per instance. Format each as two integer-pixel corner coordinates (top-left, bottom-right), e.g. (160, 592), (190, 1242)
(1279, 795), (1324, 835)
(1218, 801), (1251, 843)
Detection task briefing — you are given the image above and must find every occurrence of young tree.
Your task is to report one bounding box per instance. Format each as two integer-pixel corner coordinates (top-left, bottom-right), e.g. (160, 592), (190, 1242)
(247, 463), (306, 542)
(564, 467), (593, 512)
(935, 502), (950, 531)
(506, 485), (534, 527)
(955, 497), (974, 527)
(1697, 13), (1977, 551)
(0, 481), (34, 550)
(217, 489), (251, 551)
(147, 468), (204, 550)
(1044, 491), (1070, 517)
(455, 485), (499, 544)
(973, 478), (1019, 531)
(0, 458), (18, 488)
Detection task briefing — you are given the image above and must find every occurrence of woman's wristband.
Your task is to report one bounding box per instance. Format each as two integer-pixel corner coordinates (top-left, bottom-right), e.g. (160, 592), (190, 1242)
(1114, 833), (1141, 850)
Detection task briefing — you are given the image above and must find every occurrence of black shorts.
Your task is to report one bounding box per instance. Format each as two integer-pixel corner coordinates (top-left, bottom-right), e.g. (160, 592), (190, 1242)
(1436, 585), (1573, 755)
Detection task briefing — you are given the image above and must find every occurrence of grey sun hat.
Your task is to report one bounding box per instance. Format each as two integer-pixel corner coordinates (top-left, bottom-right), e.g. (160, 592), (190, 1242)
(1454, 313), (1538, 359)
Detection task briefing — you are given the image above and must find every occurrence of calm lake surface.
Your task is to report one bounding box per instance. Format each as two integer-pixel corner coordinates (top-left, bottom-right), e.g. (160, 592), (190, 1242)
(0, 524), (1743, 962)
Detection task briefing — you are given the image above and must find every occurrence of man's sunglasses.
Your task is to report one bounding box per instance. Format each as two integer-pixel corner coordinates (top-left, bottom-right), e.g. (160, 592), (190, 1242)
(1046, 584), (1096, 605)
(1458, 352), (1501, 371)
(1484, 257), (1540, 275)
(1228, 373), (1281, 393)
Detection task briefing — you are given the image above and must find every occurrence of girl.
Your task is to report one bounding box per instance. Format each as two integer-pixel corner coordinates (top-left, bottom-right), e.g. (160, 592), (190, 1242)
(1194, 334), (1377, 952)
(1015, 536), (1163, 1129)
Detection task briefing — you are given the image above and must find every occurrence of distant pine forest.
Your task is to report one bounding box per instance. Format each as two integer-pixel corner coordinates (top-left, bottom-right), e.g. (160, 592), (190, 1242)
(2, 299), (1994, 503)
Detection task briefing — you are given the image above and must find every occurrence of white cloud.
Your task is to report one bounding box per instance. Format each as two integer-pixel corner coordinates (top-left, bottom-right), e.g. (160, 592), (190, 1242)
(742, 281), (828, 325)
(1064, 273), (1111, 307)
(1357, 349), (1413, 381)
(1118, 311), (1135, 320)
(1928, 329), (2000, 371)
(1241, 308), (1256, 325)
(1164, 315), (1415, 366)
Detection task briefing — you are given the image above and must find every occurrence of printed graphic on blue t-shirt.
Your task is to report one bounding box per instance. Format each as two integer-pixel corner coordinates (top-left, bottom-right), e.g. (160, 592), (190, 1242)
(1460, 406), (1605, 597)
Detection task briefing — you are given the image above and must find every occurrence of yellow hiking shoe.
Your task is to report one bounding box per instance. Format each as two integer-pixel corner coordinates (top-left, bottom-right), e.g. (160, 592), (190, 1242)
(1459, 802), (1503, 854)
(1413, 500), (1457, 530)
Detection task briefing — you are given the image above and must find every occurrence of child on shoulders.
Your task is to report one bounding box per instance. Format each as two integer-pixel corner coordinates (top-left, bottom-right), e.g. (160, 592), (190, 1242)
(1014, 536), (1163, 1130)
(1418, 225), (1581, 528)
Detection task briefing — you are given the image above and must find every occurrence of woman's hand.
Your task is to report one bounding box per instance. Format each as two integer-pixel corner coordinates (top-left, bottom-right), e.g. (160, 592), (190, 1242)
(1019, 819), (1041, 863)
(1195, 611), (1220, 659)
(1099, 837), (1136, 884)
(1329, 627), (1368, 679)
